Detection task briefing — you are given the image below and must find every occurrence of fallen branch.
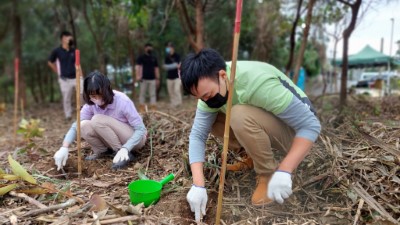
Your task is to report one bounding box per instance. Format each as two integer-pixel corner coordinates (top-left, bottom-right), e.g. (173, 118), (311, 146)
(22, 198), (77, 217)
(150, 110), (190, 127)
(9, 191), (47, 209)
(81, 215), (139, 225)
(353, 198), (364, 225)
(351, 183), (397, 224)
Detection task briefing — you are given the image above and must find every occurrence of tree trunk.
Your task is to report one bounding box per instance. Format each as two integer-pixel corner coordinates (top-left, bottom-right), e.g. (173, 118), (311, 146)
(49, 69), (55, 103)
(285, 0), (303, 75)
(127, 35), (136, 100)
(339, 0), (362, 107)
(29, 65), (39, 104)
(82, 0), (106, 74)
(64, 0), (77, 47)
(37, 63), (45, 102)
(292, 0), (316, 84)
(332, 37), (339, 93)
(13, 0), (26, 107)
(175, 0), (205, 52)
(194, 0), (204, 51)
(253, 1), (281, 62)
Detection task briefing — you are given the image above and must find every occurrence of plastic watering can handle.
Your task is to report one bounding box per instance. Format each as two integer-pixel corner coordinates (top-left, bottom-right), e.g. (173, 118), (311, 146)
(159, 173), (175, 186)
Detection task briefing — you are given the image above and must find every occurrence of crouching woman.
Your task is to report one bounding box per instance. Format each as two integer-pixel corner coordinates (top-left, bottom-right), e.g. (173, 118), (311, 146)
(53, 71), (146, 170)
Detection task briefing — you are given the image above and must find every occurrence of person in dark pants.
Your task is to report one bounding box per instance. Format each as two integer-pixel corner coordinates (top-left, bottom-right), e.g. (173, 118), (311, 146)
(135, 43), (160, 112)
(163, 42), (182, 107)
(48, 31), (82, 120)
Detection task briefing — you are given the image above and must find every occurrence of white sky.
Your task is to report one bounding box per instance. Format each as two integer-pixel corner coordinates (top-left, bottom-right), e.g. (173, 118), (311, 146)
(326, 1), (400, 58)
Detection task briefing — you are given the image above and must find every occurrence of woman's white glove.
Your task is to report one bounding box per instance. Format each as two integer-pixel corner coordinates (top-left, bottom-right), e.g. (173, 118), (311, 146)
(113, 148), (129, 163)
(54, 147), (69, 171)
(267, 170), (292, 204)
(187, 185), (207, 222)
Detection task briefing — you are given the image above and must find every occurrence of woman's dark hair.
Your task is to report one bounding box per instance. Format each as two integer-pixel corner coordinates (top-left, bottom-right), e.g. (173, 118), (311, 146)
(180, 48), (226, 95)
(83, 71), (114, 105)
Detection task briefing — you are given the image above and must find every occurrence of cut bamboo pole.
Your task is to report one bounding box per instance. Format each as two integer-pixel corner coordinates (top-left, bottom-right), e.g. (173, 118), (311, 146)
(215, 1), (243, 224)
(75, 49), (82, 180)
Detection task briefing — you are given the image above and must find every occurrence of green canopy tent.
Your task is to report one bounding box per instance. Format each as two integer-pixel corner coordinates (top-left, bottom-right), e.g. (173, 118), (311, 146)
(334, 45), (392, 68)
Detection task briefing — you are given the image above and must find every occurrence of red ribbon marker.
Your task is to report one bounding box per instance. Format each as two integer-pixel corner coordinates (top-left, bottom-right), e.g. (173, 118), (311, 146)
(75, 49), (80, 66)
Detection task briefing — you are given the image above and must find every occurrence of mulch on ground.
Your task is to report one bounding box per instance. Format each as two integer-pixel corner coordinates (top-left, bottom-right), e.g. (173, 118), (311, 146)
(0, 95), (399, 224)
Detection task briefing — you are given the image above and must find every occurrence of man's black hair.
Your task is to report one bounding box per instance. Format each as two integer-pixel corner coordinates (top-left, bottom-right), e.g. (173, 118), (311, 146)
(145, 43), (153, 48)
(83, 71), (115, 105)
(60, 31), (72, 39)
(180, 48), (226, 95)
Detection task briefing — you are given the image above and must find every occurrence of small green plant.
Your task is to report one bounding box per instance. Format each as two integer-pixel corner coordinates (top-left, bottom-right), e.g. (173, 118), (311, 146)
(17, 119), (45, 141)
(0, 155), (38, 196)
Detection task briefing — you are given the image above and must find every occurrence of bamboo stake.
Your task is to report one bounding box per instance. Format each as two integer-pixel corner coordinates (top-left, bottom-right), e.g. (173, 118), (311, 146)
(13, 58), (19, 146)
(75, 49), (82, 181)
(215, 1), (243, 224)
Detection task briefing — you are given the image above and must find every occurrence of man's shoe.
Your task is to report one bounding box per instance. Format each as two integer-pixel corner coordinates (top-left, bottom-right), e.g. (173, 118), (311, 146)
(111, 151), (135, 170)
(85, 148), (115, 160)
(251, 174), (274, 206)
(227, 157), (254, 171)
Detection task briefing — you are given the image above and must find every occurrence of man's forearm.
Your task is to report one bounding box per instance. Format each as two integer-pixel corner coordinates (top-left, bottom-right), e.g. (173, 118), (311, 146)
(191, 162), (205, 187)
(135, 65), (142, 80)
(278, 137), (313, 173)
(155, 67), (160, 79)
(47, 61), (58, 74)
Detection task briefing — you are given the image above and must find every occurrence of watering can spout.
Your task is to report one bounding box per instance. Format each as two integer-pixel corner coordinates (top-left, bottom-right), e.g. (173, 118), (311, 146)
(160, 173), (175, 186)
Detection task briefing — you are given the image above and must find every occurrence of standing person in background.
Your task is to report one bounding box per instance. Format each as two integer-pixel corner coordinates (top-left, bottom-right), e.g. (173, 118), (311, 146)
(135, 43), (160, 112)
(48, 31), (81, 121)
(163, 42), (182, 107)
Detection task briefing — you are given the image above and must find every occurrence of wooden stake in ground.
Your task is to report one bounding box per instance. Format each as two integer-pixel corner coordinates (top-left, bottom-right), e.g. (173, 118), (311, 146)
(215, 1), (243, 224)
(13, 58), (19, 147)
(75, 49), (82, 179)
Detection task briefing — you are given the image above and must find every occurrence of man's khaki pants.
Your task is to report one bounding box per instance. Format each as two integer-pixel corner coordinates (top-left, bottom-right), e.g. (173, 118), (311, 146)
(167, 78), (182, 107)
(81, 114), (146, 154)
(211, 105), (295, 175)
(139, 79), (157, 105)
(58, 77), (83, 119)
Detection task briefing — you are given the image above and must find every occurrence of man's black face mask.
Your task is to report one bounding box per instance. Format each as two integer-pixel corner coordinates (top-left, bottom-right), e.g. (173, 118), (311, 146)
(203, 78), (228, 108)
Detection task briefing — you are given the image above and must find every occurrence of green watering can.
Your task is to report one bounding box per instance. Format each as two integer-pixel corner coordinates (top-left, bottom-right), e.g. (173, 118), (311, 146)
(128, 173), (174, 207)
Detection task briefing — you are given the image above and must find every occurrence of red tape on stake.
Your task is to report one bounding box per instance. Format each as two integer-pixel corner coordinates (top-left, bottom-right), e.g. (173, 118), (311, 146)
(234, 0), (243, 33)
(14, 58), (19, 74)
(75, 49), (80, 66)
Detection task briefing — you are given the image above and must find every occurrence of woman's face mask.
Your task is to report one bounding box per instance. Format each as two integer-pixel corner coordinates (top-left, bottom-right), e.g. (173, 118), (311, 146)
(90, 97), (104, 107)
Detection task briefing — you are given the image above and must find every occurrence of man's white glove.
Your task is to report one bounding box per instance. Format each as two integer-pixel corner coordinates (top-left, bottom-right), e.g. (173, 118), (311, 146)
(54, 147), (69, 171)
(113, 148), (129, 163)
(267, 170), (292, 204)
(187, 185), (207, 222)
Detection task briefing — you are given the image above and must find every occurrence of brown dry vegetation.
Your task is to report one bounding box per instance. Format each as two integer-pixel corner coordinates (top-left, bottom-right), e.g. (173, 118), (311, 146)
(0, 95), (399, 225)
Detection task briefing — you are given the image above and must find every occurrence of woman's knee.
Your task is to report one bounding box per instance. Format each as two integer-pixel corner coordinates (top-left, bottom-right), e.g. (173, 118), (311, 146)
(91, 114), (109, 124)
(81, 120), (93, 136)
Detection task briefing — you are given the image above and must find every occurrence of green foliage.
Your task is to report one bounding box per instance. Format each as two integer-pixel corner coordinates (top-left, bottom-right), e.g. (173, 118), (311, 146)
(0, 155), (39, 196)
(0, 0), (350, 104)
(17, 119), (45, 141)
